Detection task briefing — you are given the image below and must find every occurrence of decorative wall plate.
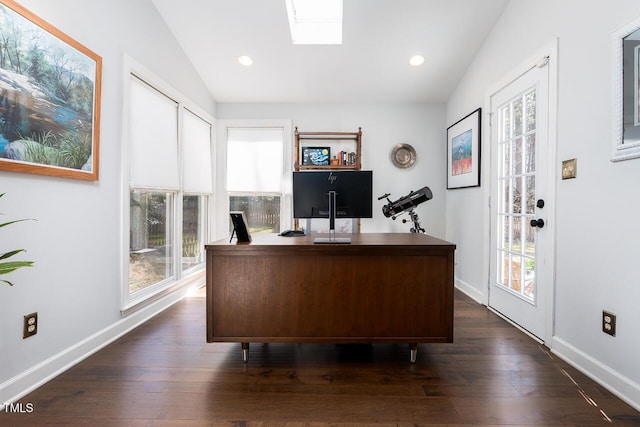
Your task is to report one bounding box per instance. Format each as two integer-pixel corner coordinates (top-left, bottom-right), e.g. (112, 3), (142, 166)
(391, 143), (416, 168)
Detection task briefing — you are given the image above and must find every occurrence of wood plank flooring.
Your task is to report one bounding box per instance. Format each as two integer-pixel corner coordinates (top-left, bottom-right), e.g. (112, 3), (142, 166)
(2, 289), (639, 426)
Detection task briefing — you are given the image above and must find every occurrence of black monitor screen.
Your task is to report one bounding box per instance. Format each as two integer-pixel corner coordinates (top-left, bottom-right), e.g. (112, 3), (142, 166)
(293, 170), (373, 219)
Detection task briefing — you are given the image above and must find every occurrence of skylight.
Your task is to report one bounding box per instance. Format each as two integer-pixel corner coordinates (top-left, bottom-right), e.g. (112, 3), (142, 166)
(285, 0), (343, 45)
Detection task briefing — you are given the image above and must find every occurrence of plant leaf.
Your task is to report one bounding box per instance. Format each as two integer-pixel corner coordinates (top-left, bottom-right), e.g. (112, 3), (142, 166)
(0, 261), (34, 275)
(1, 279), (14, 286)
(0, 218), (35, 229)
(1, 249), (26, 261)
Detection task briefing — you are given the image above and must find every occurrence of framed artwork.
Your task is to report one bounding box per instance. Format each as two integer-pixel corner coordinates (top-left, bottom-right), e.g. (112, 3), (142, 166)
(612, 17), (640, 161)
(0, 0), (102, 180)
(447, 108), (481, 189)
(635, 44), (640, 127)
(302, 146), (330, 166)
(229, 211), (252, 243)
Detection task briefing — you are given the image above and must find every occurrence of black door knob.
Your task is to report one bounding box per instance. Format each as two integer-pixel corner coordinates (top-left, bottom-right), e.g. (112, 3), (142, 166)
(537, 199), (545, 208)
(530, 218), (545, 228)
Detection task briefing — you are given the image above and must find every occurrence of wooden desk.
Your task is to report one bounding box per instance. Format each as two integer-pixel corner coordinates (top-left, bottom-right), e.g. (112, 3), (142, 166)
(205, 233), (456, 362)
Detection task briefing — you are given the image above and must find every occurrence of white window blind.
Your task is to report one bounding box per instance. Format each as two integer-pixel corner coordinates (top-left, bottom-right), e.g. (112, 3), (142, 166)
(182, 110), (213, 194)
(227, 128), (284, 192)
(128, 76), (179, 189)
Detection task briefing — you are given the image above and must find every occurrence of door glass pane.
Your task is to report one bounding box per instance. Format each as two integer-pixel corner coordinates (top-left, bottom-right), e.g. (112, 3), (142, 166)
(524, 256), (535, 299)
(513, 177), (522, 214)
(525, 134), (536, 173)
(512, 216), (522, 250)
(502, 140), (511, 178)
(512, 137), (523, 176)
(525, 90), (536, 132)
(503, 216), (512, 252)
(497, 178), (507, 214)
(513, 97), (523, 136)
(509, 255), (521, 292)
(502, 105), (511, 142)
(525, 221), (536, 257)
(498, 250), (509, 286)
(525, 176), (536, 215)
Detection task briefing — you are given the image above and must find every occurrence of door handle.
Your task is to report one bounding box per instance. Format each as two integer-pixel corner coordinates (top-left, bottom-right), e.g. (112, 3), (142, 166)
(530, 218), (545, 228)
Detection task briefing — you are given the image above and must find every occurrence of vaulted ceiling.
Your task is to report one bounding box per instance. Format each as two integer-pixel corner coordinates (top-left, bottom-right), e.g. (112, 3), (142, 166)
(152, 0), (509, 103)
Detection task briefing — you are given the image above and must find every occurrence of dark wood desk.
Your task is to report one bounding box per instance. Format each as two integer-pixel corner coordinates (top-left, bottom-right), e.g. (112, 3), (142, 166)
(205, 233), (456, 362)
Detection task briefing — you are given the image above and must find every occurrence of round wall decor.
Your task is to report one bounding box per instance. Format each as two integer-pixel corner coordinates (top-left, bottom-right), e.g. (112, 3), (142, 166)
(391, 143), (416, 168)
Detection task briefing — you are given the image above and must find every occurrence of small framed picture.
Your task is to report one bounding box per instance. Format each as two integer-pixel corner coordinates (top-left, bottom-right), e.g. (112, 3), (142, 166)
(302, 147), (330, 166)
(229, 211), (251, 243)
(447, 108), (481, 189)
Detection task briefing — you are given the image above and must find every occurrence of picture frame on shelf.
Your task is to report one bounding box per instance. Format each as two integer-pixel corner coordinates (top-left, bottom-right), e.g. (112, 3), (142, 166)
(447, 108), (481, 189)
(302, 147), (330, 166)
(0, 0), (102, 181)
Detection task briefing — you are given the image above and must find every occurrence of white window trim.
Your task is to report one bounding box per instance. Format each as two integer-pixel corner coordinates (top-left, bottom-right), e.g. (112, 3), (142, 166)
(215, 120), (293, 239)
(121, 55), (215, 314)
(612, 15), (640, 161)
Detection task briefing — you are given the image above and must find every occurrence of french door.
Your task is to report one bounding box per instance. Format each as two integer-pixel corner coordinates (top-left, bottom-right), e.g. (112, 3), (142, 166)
(489, 57), (552, 341)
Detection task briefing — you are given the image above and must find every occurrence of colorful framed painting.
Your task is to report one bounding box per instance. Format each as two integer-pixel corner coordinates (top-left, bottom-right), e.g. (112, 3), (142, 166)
(0, 0), (102, 181)
(447, 108), (481, 189)
(302, 146), (330, 166)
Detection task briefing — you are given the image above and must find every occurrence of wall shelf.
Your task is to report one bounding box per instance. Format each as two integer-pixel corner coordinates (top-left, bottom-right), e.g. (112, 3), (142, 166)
(294, 127), (362, 171)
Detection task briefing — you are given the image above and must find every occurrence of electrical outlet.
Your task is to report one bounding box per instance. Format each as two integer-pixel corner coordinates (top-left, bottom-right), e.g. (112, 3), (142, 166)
(602, 310), (616, 337)
(23, 312), (38, 339)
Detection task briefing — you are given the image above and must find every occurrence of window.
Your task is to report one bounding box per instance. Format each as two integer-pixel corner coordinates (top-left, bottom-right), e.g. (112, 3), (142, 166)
(124, 67), (213, 312)
(182, 195), (206, 271)
(225, 126), (290, 234)
(181, 109), (212, 272)
(130, 190), (174, 292)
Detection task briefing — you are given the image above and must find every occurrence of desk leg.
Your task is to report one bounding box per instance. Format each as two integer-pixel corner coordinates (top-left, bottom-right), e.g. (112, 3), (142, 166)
(409, 343), (418, 363)
(241, 342), (249, 363)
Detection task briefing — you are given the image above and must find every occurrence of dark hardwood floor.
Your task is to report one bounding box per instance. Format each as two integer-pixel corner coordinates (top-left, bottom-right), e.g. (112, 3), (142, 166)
(2, 289), (639, 426)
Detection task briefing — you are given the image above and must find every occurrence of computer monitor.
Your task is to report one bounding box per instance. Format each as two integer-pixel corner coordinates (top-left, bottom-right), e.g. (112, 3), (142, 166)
(292, 170), (373, 243)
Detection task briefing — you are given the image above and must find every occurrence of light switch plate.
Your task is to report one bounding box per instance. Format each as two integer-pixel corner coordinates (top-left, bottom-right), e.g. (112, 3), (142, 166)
(562, 158), (577, 180)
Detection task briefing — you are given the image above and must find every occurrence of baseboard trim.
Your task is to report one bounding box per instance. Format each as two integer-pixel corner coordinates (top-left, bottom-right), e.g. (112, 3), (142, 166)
(0, 280), (203, 409)
(454, 277), (484, 304)
(552, 336), (640, 412)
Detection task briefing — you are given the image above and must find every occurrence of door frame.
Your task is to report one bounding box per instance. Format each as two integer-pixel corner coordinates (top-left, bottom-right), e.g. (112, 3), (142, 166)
(481, 39), (559, 345)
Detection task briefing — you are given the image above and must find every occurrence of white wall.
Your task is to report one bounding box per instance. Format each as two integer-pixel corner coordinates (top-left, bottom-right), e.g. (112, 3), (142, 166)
(216, 103), (447, 238)
(0, 0), (215, 403)
(446, 0), (640, 409)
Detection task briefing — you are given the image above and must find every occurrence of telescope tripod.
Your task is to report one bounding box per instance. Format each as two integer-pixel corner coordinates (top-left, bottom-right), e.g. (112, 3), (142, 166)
(402, 209), (425, 233)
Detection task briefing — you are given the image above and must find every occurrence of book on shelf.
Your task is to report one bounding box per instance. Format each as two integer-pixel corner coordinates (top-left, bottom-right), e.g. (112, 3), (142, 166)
(334, 151), (356, 166)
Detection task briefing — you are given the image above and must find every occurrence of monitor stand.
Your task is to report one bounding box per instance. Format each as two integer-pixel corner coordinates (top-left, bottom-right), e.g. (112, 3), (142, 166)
(313, 230), (351, 244)
(313, 190), (351, 244)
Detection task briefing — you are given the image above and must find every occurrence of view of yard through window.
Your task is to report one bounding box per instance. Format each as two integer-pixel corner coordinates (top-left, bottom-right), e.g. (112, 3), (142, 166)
(230, 196), (280, 234)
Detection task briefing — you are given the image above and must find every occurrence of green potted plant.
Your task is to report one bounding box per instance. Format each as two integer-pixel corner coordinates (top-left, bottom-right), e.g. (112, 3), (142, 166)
(1, 193), (34, 286)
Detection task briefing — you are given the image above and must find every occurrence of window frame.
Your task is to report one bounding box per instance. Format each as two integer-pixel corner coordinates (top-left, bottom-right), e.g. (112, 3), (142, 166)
(121, 56), (214, 314)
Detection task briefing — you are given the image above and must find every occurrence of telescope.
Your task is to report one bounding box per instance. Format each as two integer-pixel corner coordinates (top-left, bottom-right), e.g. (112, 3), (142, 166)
(378, 186), (433, 233)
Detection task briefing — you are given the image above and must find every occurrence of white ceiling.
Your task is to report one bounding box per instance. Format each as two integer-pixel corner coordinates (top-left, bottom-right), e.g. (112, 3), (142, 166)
(152, 0), (509, 104)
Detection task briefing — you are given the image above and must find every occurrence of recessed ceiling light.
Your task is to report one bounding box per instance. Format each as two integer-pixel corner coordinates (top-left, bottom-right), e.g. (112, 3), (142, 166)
(238, 55), (254, 66)
(409, 55), (425, 67)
